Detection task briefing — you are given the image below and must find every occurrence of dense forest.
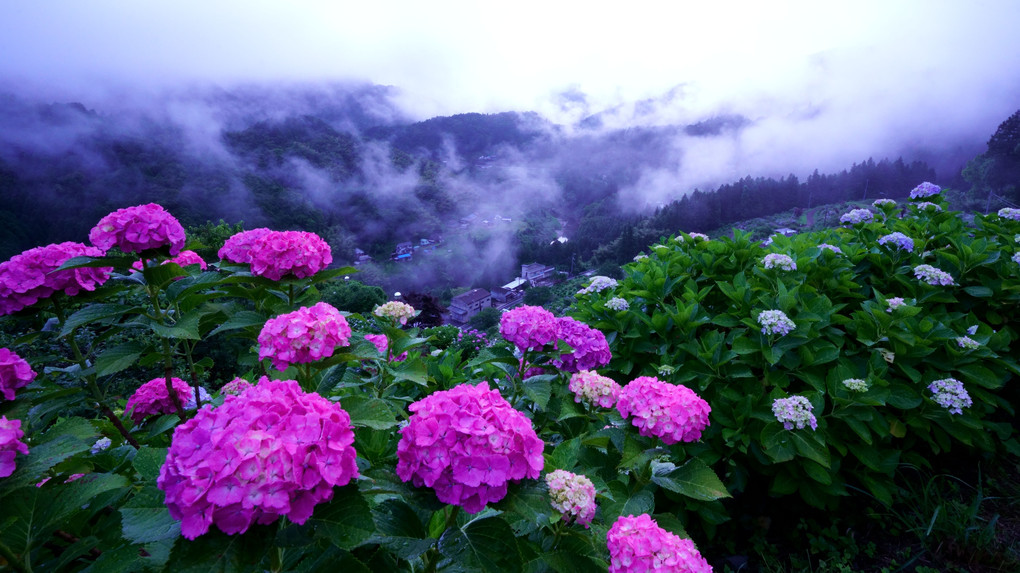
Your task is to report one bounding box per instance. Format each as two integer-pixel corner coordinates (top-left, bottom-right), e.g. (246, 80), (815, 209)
(2, 85), (1018, 293)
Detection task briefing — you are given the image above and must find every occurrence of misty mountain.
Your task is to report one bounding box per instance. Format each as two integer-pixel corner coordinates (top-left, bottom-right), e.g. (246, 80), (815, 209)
(1, 82), (1011, 294)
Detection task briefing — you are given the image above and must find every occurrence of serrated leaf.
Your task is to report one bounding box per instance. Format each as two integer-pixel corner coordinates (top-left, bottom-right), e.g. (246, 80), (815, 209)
(522, 375), (554, 410)
(341, 395), (400, 430)
(649, 458), (731, 501)
(60, 303), (135, 336)
(370, 499), (435, 559)
(94, 341), (149, 377)
(308, 486), (375, 550)
(208, 310), (268, 337)
(120, 486), (181, 544)
(437, 516), (523, 573)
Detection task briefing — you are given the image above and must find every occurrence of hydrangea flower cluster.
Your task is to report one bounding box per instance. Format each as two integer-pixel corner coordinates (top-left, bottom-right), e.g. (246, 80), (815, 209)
(955, 336), (980, 350)
(365, 334), (407, 362)
(89, 203), (186, 255)
(878, 232), (914, 252)
(842, 378), (870, 392)
(125, 377), (196, 424)
(606, 514), (712, 573)
(839, 209), (874, 225)
(133, 250), (208, 273)
(757, 310), (796, 336)
(0, 416), (29, 478)
(158, 378), (358, 539)
(545, 469), (597, 528)
(633, 254), (648, 261)
(90, 437), (112, 454)
(183, 386), (212, 410)
(818, 243), (843, 254)
(909, 181), (941, 199)
(763, 253), (797, 271)
(258, 302), (352, 371)
(605, 297), (630, 311)
(616, 376), (711, 444)
(772, 396), (817, 430)
(967, 325), (979, 335)
(914, 201), (942, 213)
(373, 301), (416, 325)
(886, 297), (907, 312)
(220, 377), (254, 396)
(499, 305), (559, 351)
(0, 348), (36, 401)
(928, 378), (972, 415)
(577, 276), (618, 295)
(872, 198), (897, 208)
(1013, 252), (1020, 266)
(247, 230), (332, 280)
(688, 232), (709, 241)
(217, 228), (273, 263)
(0, 242), (111, 316)
(997, 207), (1020, 221)
(914, 264), (955, 286)
(395, 382), (544, 513)
(568, 370), (622, 408)
(552, 317), (612, 373)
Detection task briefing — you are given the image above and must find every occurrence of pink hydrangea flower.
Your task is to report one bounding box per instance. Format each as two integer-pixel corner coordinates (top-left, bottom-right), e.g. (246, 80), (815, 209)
(373, 301), (416, 325)
(616, 376), (711, 444)
(396, 382), (545, 513)
(89, 203), (186, 255)
(1, 348), (36, 401)
(124, 377), (194, 424)
(0, 242), (111, 316)
(247, 230), (332, 280)
(157, 377), (358, 539)
(607, 514), (712, 573)
(569, 370), (622, 409)
(258, 302), (352, 371)
(220, 377), (253, 396)
(133, 250), (208, 273)
(217, 228), (273, 264)
(364, 334), (407, 362)
(545, 469), (597, 528)
(552, 317), (612, 373)
(0, 416), (30, 478)
(499, 305), (559, 351)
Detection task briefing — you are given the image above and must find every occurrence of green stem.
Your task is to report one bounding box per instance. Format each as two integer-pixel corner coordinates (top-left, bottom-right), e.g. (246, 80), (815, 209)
(51, 299), (140, 448)
(162, 338), (187, 420)
(183, 338), (202, 411)
(0, 538), (29, 573)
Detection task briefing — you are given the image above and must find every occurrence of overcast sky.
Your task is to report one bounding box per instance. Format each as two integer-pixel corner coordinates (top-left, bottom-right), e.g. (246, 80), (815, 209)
(2, 0), (1018, 121)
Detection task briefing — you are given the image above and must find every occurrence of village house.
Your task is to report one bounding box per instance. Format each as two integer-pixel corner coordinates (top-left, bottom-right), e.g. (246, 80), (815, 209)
(521, 262), (556, 287)
(448, 288), (492, 324)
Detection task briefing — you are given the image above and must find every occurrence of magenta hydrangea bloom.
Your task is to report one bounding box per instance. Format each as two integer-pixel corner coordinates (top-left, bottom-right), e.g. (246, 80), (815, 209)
(545, 469), (597, 528)
(607, 514), (712, 573)
(499, 305), (559, 351)
(124, 377), (194, 424)
(0, 416), (30, 478)
(158, 377), (358, 539)
(132, 250), (208, 273)
(616, 376), (711, 445)
(89, 203), (186, 255)
(569, 370), (622, 409)
(217, 228), (273, 264)
(258, 302), (352, 371)
(396, 382), (545, 513)
(1, 348), (36, 401)
(247, 230), (332, 280)
(0, 242), (111, 316)
(552, 317), (612, 373)
(220, 377), (254, 396)
(364, 334), (407, 362)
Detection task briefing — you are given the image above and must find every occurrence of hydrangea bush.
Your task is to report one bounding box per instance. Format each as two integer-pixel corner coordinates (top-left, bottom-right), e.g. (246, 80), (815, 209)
(0, 192), (1017, 571)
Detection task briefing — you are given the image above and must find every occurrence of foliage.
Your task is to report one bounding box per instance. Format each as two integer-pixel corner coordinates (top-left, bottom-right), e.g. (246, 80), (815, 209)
(466, 307), (500, 332)
(318, 279), (387, 314)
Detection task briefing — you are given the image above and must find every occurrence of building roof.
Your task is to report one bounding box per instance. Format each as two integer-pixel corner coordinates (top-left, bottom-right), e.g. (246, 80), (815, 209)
(451, 288), (491, 306)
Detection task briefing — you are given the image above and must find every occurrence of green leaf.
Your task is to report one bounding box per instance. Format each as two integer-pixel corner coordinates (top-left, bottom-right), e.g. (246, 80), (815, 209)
(761, 423), (796, 463)
(649, 458), (731, 501)
(370, 499), (435, 559)
(4, 418), (98, 488)
(341, 395), (400, 430)
(60, 303), (135, 336)
(497, 480), (552, 536)
(120, 486), (181, 544)
(437, 516), (523, 573)
(94, 341), (149, 377)
(208, 310), (269, 337)
(963, 285), (993, 298)
(308, 486), (375, 550)
(164, 527), (274, 573)
(522, 375), (554, 410)
(790, 431), (831, 469)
